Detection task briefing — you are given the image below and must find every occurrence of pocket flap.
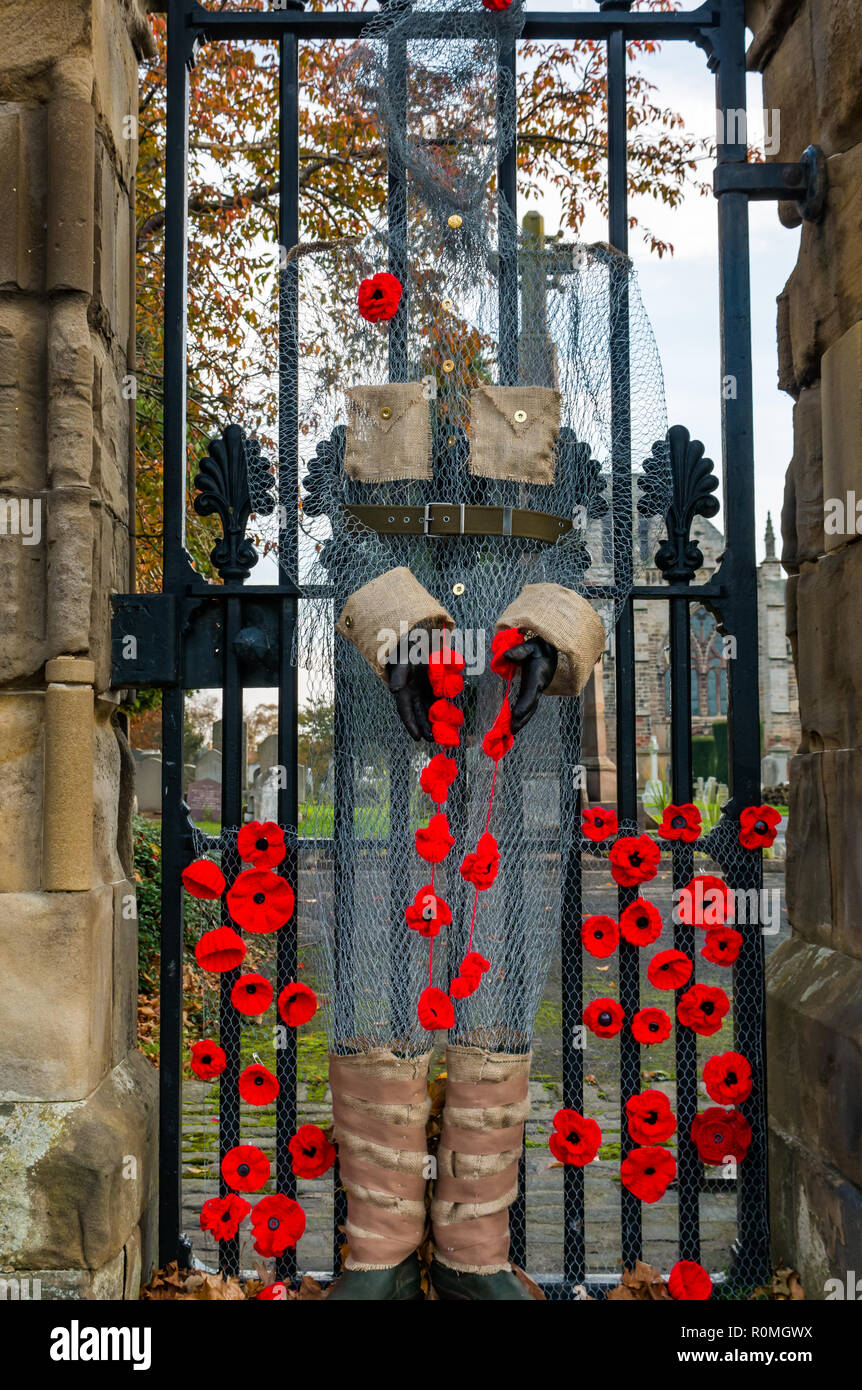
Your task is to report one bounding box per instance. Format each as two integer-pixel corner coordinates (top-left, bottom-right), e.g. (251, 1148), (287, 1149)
(473, 384), (561, 440)
(347, 382), (426, 436)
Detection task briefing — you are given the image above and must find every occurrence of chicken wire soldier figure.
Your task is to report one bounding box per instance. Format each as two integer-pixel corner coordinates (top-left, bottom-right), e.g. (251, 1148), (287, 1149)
(293, 0), (670, 1300)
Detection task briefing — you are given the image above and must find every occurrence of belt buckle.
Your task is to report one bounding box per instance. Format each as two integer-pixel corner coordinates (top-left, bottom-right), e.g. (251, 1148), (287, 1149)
(423, 502), (465, 535)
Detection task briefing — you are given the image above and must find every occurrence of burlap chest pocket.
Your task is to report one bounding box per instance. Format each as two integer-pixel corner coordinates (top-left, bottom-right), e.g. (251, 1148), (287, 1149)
(344, 383), (432, 483)
(468, 385), (561, 485)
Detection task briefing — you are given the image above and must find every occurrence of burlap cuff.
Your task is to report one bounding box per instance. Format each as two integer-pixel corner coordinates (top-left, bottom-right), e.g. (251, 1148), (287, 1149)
(336, 566), (454, 682)
(496, 583), (605, 697)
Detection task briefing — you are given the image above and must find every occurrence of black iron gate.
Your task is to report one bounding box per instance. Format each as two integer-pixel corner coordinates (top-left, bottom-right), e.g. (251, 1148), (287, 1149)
(113, 0), (823, 1297)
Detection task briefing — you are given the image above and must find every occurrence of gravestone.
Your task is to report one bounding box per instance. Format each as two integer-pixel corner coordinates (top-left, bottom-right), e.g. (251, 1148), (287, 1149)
(187, 778), (221, 824)
(134, 755), (162, 815)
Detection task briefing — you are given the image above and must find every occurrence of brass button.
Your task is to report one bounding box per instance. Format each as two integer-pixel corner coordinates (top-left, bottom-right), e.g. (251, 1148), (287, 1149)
(441, 298), (453, 311)
(442, 360), (455, 373)
(452, 582), (465, 596)
(448, 435), (456, 446)
(344, 614), (353, 628)
(447, 214), (463, 229)
(380, 406), (392, 420)
(513, 409), (528, 423)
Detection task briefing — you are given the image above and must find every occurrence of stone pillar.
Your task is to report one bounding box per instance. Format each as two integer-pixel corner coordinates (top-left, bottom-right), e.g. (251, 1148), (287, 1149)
(0, 0), (157, 1298)
(747, 0), (862, 1297)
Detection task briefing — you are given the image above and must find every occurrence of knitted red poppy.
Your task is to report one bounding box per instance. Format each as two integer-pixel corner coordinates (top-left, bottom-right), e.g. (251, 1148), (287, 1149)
(738, 804), (781, 850)
(194, 925), (246, 974)
(288, 1124), (337, 1179)
(701, 926), (743, 966)
(419, 753), (458, 805)
(583, 997), (624, 1038)
(581, 806), (619, 843)
(490, 626), (523, 678)
(625, 1090), (677, 1145)
(190, 1038), (226, 1081)
(620, 1145), (676, 1203)
(482, 698), (514, 761)
(251, 1194), (306, 1257)
(415, 812), (455, 864)
(582, 914), (619, 959)
(658, 802), (702, 843)
(619, 898), (663, 947)
(461, 951), (491, 980)
(227, 868), (295, 933)
(609, 834), (660, 887)
(482, 0), (513, 10)
(702, 1051), (753, 1105)
(428, 645), (466, 698)
(676, 874), (731, 928)
(200, 1193), (250, 1242)
(691, 1107), (751, 1164)
(405, 885), (452, 939)
(278, 981), (318, 1027)
(238, 1063), (280, 1106)
(631, 1006), (672, 1045)
(449, 973), (480, 1000)
(357, 272), (402, 323)
(231, 972), (274, 1016)
(668, 1260), (712, 1301)
(549, 1109), (602, 1167)
(459, 831), (500, 890)
(677, 983), (729, 1037)
(417, 986), (455, 1030)
(646, 949), (693, 991)
(222, 1143), (271, 1193)
(257, 1283), (288, 1300)
(237, 820), (286, 870)
(429, 698), (464, 748)
(182, 858), (226, 900)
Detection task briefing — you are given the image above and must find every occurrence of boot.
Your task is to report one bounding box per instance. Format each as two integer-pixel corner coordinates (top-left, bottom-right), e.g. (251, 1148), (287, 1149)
(325, 1048), (431, 1301)
(430, 1044), (536, 1301)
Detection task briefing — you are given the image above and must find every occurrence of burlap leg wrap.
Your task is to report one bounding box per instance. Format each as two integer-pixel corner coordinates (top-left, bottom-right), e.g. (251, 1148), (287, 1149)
(431, 1045), (531, 1275)
(330, 1049), (432, 1271)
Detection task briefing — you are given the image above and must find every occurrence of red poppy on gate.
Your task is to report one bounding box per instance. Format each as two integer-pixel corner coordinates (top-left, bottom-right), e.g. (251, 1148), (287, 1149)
(190, 1039), (227, 1081)
(625, 1090), (677, 1145)
(181, 858), (226, 900)
(415, 812), (455, 864)
(194, 925), (246, 974)
(251, 1194), (306, 1257)
(419, 753), (458, 805)
(738, 804), (781, 850)
(429, 698), (464, 748)
(677, 983), (729, 1037)
(668, 1260), (713, 1301)
(582, 914), (619, 959)
(238, 1063), (280, 1106)
(676, 874), (731, 928)
(449, 973), (480, 1000)
(658, 803), (702, 843)
(631, 1007), (672, 1045)
(459, 832), (500, 890)
(460, 951), (491, 980)
(278, 981), (318, 1027)
(581, 806), (619, 843)
(549, 1109), (602, 1167)
(701, 926), (743, 966)
(482, 699), (514, 761)
(690, 1107), (752, 1165)
(357, 272), (402, 323)
(702, 1051), (753, 1105)
(609, 835), (661, 887)
(646, 949), (693, 991)
(222, 1144), (271, 1193)
(289, 1124), (336, 1179)
(231, 972), (274, 1016)
(227, 868), (295, 934)
(620, 1145), (676, 1203)
(417, 986), (455, 1031)
(482, 0), (513, 11)
(200, 1193), (250, 1242)
(619, 898), (663, 947)
(257, 1283), (288, 1300)
(236, 820), (286, 870)
(405, 885), (452, 939)
(583, 998), (625, 1038)
(428, 645), (466, 699)
(490, 626), (523, 678)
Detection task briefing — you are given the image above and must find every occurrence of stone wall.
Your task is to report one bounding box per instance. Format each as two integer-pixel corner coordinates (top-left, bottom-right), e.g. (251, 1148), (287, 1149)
(747, 0), (862, 1297)
(0, 0), (157, 1298)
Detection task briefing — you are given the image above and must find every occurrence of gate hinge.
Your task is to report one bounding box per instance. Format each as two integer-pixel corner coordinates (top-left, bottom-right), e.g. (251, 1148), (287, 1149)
(713, 145), (826, 222)
(111, 593), (179, 687)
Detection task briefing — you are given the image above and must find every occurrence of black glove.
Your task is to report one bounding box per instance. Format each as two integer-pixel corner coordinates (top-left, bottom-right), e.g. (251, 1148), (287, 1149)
(505, 635), (559, 733)
(388, 652), (434, 742)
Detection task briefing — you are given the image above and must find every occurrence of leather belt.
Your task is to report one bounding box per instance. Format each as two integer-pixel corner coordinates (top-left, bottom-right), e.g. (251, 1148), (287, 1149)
(344, 502), (573, 545)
